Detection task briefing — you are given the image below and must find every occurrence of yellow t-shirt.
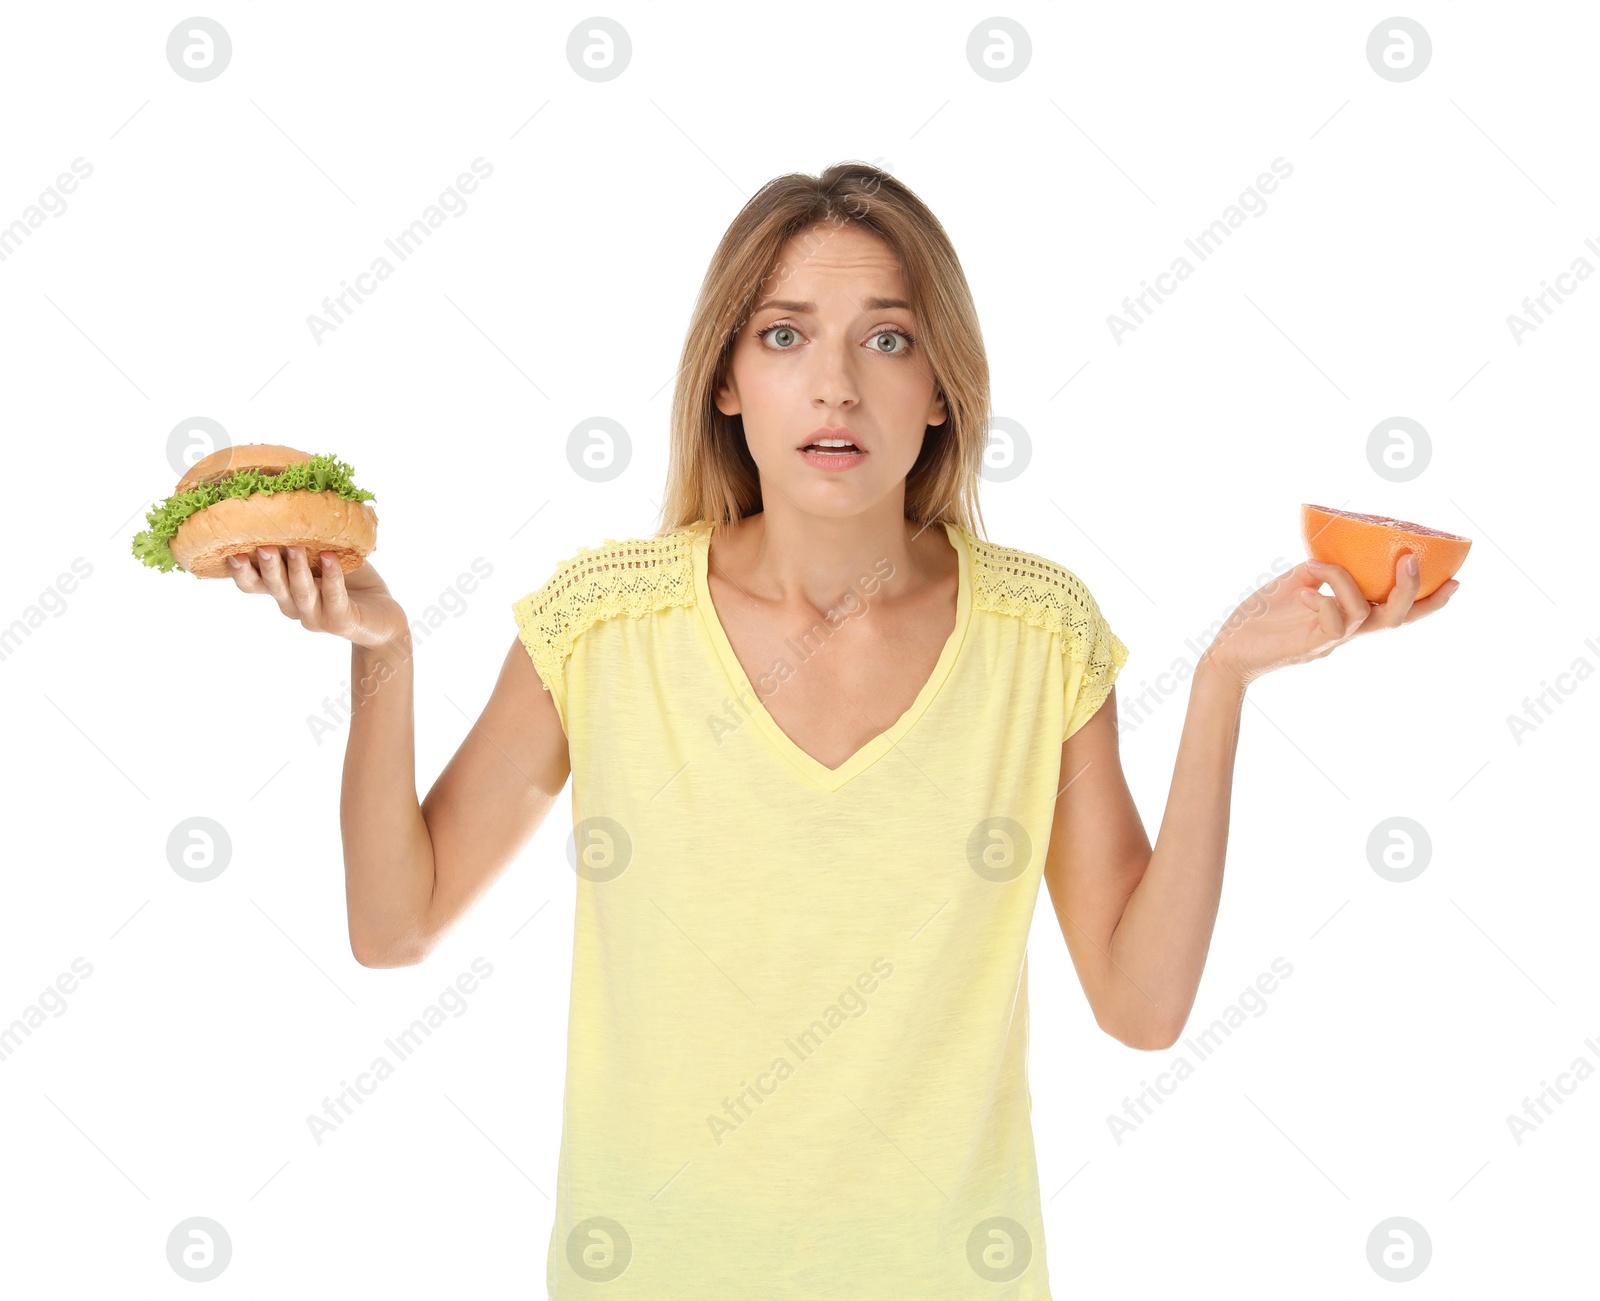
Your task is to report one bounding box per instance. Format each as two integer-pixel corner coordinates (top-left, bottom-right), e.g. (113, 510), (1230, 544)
(512, 518), (1128, 1300)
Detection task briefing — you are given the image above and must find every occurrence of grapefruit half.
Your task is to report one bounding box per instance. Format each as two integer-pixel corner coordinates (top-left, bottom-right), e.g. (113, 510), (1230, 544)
(1301, 504), (1470, 603)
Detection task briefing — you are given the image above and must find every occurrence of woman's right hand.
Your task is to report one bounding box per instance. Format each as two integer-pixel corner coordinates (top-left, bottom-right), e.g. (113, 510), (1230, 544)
(225, 546), (409, 649)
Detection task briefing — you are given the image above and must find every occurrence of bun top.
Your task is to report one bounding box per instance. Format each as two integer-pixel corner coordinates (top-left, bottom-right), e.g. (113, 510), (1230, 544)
(177, 443), (312, 493)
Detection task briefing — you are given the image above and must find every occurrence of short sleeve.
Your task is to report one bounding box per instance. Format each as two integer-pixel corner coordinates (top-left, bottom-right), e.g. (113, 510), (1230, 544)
(1061, 585), (1129, 742)
(511, 561), (579, 737)
(509, 529), (698, 742)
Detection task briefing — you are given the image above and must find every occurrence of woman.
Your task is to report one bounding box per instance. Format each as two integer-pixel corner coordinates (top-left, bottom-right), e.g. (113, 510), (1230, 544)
(225, 162), (1459, 1298)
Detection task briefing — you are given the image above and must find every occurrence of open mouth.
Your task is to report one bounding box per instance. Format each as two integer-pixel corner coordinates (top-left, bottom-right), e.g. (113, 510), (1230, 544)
(800, 439), (864, 455)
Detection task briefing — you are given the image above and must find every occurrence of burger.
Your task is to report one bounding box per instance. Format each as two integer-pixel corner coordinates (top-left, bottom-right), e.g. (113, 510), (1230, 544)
(132, 444), (378, 578)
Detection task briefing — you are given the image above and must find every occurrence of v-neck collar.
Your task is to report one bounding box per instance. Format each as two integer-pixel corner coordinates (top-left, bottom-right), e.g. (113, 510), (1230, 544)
(691, 518), (973, 792)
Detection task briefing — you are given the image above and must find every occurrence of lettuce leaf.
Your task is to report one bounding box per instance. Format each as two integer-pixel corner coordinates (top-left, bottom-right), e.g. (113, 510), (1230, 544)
(131, 452), (376, 573)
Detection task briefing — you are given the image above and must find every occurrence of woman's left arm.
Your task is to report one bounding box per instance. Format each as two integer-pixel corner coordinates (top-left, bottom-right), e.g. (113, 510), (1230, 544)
(1042, 552), (1462, 1051)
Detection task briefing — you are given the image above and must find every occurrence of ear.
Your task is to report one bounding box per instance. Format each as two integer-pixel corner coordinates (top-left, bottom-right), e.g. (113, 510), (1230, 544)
(928, 387), (948, 427)
(714, 374), (739, 417)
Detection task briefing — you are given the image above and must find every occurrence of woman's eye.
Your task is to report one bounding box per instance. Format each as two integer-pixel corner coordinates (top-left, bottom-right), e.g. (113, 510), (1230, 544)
(754, 323), (916, 353)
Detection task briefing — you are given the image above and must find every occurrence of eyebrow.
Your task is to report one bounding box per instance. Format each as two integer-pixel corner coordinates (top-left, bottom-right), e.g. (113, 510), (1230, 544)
(751, 296), (913, 315)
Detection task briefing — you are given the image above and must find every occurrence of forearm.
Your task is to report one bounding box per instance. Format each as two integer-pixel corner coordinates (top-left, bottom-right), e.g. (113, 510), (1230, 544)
(1104, 657), (1246, 1046)
(339, 632), (436, 965)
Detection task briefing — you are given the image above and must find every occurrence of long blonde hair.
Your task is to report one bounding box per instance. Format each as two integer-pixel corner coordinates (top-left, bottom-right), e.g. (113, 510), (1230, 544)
(657, 161), (991, 539)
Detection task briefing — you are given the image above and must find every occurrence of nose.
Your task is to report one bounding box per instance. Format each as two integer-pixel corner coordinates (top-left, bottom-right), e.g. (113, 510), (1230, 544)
(809, 335), (860, 410)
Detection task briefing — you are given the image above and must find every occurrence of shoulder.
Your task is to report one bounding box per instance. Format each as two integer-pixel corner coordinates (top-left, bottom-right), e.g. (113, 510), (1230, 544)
(511, 524), (703, 697)
(509, 525), (702, 721)
(960, 527), (1126, 665)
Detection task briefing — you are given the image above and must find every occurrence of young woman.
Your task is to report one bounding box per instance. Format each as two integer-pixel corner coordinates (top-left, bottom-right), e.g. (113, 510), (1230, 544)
(225, 163), (1459, 1299)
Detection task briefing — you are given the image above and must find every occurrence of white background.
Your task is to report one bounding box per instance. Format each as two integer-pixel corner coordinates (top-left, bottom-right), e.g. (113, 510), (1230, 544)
(1, 3), (1595, 1296)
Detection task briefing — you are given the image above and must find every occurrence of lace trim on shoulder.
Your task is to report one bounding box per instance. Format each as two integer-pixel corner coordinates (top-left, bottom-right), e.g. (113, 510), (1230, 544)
(964, 530), (1130, 719)
(512, 526), (701, 708)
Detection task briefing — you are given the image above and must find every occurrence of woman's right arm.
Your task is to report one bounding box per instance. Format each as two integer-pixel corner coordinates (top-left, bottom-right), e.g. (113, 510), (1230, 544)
(229, 544), (570, 968)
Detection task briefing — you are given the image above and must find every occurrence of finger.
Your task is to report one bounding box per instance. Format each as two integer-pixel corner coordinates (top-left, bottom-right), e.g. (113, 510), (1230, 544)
(1296, 559), (1349, 638)
(1392, 550), (1421, 604)
(318, 551), (352, 626)
(284, 546), (323, 626)
(253, 546), (298, 617)
(1305, 561), (1369, 632)
(225, 552), (266, 593)
(1400, 578), (1461, 624)
(1299, 587), (1347, 639)
(1367, 552), (1421, 629)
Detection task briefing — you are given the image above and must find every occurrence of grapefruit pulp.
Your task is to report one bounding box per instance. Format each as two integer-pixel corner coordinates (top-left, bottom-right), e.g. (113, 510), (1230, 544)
(1301, 504), (1470, 603)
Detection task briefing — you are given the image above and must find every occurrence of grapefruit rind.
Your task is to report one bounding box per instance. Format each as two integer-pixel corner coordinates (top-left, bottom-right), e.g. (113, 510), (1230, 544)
(1300, 503), (1470, 603)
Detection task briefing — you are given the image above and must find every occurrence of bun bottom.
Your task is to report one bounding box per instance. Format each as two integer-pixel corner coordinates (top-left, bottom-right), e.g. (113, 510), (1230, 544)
(171, 489), (379, 579)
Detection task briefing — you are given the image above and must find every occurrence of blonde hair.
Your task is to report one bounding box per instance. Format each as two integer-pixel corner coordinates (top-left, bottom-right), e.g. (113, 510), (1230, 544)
(656, 161), (990, 540)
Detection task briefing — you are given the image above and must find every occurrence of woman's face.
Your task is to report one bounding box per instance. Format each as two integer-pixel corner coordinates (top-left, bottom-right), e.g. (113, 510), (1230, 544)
(714, 221), (947, 517)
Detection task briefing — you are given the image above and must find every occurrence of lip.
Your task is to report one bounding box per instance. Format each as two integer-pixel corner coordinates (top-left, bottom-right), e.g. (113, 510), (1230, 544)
(797, 446), (868, 472)
(798, 425), (865, 453)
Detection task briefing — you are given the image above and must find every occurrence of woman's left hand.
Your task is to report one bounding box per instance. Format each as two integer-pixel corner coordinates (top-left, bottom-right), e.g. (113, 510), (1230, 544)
(1203, 552), (1461, 690)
